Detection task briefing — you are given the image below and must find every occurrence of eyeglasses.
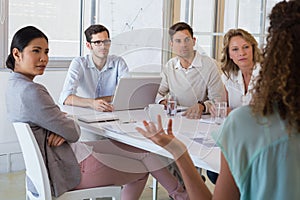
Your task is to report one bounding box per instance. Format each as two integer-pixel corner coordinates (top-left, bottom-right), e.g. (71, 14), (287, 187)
(90, 39), (111, 46)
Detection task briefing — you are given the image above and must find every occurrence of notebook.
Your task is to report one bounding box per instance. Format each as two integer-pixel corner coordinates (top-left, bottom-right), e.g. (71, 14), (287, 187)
(177, 106), (188, 112)
(77, 113), (119, 123)
(112, 76), (162, 111)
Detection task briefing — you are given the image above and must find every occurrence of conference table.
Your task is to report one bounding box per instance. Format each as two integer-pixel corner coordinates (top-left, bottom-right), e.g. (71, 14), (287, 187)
(60, 105), (221, 172)
(60, 105), (221, 198)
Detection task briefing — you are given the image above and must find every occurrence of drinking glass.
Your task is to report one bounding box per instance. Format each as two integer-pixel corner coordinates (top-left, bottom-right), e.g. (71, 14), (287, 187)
(145, 104), (166, 123)
(214, 101), (227, 124)
(167, 93), (177, 117)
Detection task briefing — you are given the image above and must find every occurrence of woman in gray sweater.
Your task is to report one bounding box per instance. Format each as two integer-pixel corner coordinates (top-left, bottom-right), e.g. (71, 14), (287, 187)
(5, 26), (188, 200)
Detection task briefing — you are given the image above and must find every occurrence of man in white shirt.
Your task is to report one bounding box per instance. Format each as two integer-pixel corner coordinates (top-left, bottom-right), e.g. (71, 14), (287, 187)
(157, 22), (225, 119)
(59, 24), (128, 112)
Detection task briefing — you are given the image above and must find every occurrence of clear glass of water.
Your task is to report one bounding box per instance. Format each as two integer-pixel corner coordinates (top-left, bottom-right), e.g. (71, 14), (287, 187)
(215, 101), (227, 124)
(167, 93), (177, 116)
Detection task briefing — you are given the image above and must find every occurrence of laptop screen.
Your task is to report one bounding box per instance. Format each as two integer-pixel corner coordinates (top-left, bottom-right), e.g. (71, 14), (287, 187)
(112, 76), (162, 111)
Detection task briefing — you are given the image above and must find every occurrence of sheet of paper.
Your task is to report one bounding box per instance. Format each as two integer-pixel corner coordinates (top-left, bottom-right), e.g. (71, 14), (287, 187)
(102, 122), (143, 134)
(199, 118), (216, 124)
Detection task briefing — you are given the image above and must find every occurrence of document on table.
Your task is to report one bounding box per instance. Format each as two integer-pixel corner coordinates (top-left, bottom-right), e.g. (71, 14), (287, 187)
(199, 118), (216, 124)
(102, 122), (148, 140)
(192, 137), (218, 148)
(77, 113), (119, 123)
(102, 122), (144, 134)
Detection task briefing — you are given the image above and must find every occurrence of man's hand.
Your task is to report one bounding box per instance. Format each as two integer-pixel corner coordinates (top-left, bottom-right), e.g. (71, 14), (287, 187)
(182, 103), (204, 119)
(208, 103), (217, 117)
(159, 99), (168, 109)
(64, 95), (113, 112)
(92, 99), (113, 112)
(47, 133), (65, 147)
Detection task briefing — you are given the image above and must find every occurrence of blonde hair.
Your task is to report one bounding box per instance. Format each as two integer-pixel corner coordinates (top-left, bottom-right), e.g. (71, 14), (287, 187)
(221, 28), (262, 79)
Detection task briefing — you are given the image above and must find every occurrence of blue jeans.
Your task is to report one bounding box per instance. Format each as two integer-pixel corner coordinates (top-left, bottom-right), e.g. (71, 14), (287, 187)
(207, 170), (219, 184)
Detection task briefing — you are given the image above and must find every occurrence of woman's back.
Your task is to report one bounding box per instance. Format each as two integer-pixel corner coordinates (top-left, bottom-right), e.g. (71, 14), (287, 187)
(214, 106), (300, 200)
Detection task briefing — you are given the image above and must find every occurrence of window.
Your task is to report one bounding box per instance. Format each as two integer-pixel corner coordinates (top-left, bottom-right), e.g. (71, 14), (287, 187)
(84, 0), (165, 73)
(10, 0), (81, 60)
(181, 0), (281, 60)
(0, 0), (82, 68)
(0, 0), (167, 72)
(0, 0), (281, 70)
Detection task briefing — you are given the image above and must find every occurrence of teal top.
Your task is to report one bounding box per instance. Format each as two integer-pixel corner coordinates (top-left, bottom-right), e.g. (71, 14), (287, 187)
(212, 106), (300, 200)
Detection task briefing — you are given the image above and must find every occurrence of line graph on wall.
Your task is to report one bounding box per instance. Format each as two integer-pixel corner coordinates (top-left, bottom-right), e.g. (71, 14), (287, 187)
(96, 0), (164, 72)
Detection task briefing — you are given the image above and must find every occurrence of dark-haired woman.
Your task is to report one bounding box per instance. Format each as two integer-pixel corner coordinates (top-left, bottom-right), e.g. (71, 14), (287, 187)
(5, 26), (189, 200)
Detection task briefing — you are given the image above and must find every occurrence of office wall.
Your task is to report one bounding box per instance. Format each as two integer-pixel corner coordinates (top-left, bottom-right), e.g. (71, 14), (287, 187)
(110, 28), (164, 73)
(0, 70), (67, 173)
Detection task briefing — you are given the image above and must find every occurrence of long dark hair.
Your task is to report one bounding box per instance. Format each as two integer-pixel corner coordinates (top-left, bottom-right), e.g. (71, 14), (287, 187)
(251, 0), (300, 133)
(6, 26), (48, 71)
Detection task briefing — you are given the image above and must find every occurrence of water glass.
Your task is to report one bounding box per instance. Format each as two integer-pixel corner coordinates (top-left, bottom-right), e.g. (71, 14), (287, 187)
(145, 104), (166, 123)
(215, 101), (227, 124)
(167, 94), (177, 116)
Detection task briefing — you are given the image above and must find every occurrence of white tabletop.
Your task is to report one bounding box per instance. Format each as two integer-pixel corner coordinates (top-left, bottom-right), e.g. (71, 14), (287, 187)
(60, 105), (221, 173)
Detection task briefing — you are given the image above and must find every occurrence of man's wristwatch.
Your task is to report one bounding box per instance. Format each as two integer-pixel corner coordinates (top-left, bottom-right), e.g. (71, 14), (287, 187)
(197, 101), (206, 112)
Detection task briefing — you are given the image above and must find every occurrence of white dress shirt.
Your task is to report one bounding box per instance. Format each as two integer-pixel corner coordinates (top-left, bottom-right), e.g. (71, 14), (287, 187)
(221, 63), (261, 109)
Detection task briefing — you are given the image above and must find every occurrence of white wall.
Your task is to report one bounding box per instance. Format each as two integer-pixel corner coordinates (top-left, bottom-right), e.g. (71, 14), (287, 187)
(110, 28), (164, 73)
(0, 70), (67, 173)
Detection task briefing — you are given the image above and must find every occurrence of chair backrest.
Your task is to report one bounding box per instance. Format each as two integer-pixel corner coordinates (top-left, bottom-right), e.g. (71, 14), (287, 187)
(13, 122), (52, 200)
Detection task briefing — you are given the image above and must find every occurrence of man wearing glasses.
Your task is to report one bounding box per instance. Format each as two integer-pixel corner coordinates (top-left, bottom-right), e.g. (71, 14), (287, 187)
(157, 22), (225, 119)
(59, 24), (128, 111)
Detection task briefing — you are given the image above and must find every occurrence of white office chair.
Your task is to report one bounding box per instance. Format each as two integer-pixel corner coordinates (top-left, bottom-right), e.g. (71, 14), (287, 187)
(13, 122), (121, 200)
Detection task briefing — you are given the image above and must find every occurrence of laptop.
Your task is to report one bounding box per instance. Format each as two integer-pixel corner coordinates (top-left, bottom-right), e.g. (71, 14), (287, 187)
(112, 76), (162, 111)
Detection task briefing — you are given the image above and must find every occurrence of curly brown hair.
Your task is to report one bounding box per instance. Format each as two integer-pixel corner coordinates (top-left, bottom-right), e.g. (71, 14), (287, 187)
(221, 28), (263, 79)
(251, 0), (300, 134)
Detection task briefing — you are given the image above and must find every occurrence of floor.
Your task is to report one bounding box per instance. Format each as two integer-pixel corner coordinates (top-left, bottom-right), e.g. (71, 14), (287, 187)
(0, 170), (215, 199)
